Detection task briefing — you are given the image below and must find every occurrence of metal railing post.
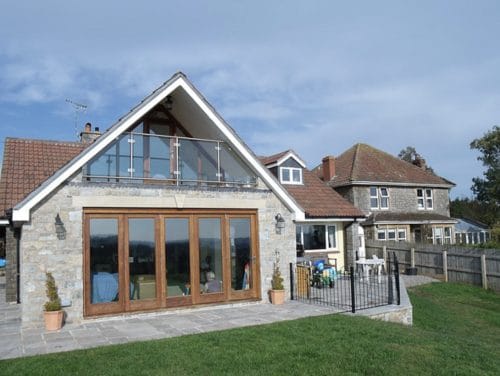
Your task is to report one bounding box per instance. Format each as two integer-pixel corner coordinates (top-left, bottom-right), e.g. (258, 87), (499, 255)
(350, 266), (356, 313)
(289, 262), (294, 300)
(394, 253), (400, 305)
(387, 254), (393, 304)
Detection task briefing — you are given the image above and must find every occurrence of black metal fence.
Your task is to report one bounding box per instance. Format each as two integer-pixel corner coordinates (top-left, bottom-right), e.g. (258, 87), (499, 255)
(290, 253), (400, 313)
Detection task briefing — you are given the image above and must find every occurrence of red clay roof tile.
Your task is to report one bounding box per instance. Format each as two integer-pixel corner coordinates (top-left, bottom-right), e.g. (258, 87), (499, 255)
(316, 143), (454, 187)
(0, 138), (85, 217)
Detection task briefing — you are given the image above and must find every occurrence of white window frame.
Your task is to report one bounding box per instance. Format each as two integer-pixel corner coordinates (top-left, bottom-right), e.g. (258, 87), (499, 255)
(417, 188), (433, 210)
(377, 227), (407, 242)
(296, 223), (338, 251)
(397, 229), (407, 242)
(370, 187), (389, 210)
(280, 167), (303, 185)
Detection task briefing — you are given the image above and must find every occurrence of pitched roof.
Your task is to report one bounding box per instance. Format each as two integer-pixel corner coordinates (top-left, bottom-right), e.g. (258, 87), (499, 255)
(259, 150), (291, 166)
(0, 138), (85, 218)
(9, 72), (305, 222)
(260, 153), (364, 219)
(316, 143), (454, 188)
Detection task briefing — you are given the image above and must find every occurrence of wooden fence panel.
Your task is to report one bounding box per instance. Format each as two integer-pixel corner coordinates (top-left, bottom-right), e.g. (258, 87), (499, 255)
(365, 239), (500, 291)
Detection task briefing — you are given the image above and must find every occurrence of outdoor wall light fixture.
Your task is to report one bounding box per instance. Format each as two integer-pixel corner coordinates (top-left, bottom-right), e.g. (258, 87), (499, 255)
(54, 214), (66, 240)
(275, 213), (285, 234)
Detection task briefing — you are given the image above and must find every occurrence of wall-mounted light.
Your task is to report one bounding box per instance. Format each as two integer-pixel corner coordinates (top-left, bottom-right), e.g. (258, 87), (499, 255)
(165, 96), (173, 111)
(55, 214), (66, 240)
(275, 213), (285, 234)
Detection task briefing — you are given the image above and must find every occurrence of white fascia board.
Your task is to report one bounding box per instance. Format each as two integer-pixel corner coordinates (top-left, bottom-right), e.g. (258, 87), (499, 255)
(0, 219), (9, 225)
(277, 152), (306, 168)
(12, 76), (184, 223)
(179, 81), (305, 220)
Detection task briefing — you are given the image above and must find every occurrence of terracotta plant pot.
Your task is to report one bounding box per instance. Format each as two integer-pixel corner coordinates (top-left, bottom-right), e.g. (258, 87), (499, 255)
(44, 310), (64, 331)
(270, 289), (285, 305)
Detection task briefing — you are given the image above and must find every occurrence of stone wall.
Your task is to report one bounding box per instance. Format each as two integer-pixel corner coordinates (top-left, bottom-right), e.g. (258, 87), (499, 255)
(348, 185), (450, 216)
(19, 176), (295, 327)
(5, 226), (19, 303)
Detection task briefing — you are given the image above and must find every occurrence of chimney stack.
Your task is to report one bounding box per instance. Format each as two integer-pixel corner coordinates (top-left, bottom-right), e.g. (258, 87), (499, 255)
(322, 155), (336, 181)
(80, 122), (101, 144)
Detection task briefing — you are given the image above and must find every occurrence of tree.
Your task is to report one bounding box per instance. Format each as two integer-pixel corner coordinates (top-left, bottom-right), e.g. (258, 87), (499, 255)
(470, 125), (500, 220)
(398, 146), (434, 173)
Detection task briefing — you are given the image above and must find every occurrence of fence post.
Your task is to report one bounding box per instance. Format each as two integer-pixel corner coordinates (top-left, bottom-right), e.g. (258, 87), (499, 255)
(387, 255), (393, 304)
(411, 247), (415, 268)
(443, 250), (448, 282)
(383, 246), (387, 270)
(481, 254), (488, 290)
(289, 262), (294, 300)
(350, 266), (355, 313)
(394, 253), (400, 305)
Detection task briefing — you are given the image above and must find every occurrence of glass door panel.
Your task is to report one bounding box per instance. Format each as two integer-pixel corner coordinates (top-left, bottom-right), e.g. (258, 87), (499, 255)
(198, 218), (223, 295)
(128, 218), (156, 300)
(165, 218), (191, 298)
(89, 218), (119, 304)
(230, 218), (252, 291)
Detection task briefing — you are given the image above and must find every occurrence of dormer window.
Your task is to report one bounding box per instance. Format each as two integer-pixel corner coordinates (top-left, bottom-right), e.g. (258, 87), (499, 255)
(280, 167), (302, 184)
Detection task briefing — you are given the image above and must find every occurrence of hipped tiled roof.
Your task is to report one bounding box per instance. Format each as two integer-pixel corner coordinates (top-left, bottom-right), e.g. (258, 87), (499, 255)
(0, 138), (85, 218)
(316, 143), (454, 187)
(260, 154), (364, 219)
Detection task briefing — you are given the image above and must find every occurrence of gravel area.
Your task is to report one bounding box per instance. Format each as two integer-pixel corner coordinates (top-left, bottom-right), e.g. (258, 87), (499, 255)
(401, 275), (441, 288)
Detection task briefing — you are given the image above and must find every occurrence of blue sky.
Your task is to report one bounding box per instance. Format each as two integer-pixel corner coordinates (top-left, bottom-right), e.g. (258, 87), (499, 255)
(1, 1), (499, 198)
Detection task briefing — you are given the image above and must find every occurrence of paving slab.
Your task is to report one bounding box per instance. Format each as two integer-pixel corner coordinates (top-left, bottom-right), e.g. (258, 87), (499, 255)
(0, 273), (419, 360)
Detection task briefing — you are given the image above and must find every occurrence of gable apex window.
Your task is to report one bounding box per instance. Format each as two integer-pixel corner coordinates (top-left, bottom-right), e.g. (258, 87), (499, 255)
(417, 188), (433, 210)
(85, 121), (257, 187)
(370, 187), (389, 210)
(280, 167), (302, 185)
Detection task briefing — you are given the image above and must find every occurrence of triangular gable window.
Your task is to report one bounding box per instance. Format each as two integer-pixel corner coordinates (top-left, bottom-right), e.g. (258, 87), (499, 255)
(85, 118), (257, 187)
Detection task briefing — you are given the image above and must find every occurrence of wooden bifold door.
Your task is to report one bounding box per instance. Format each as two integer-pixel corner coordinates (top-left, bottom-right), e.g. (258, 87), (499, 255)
(83, 209), (260, 317)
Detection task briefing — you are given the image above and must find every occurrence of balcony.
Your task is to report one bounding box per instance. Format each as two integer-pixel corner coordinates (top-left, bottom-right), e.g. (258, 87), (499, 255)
(84, 132), (258, 187)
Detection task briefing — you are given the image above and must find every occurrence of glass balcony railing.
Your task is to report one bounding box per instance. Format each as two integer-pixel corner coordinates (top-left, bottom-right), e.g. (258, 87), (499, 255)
(85, 132), (258, 187)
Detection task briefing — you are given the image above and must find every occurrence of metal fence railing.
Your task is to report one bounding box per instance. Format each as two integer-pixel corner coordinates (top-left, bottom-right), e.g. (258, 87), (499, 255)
(290, 253), (400, 313)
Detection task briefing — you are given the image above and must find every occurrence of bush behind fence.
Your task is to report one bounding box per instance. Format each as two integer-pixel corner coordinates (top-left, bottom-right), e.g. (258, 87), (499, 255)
(365, 239), (500, 291)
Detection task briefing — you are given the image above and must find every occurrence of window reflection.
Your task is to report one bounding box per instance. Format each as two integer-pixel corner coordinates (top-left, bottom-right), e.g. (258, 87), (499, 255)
(199, 218), (223, 293)
(165, 218), (191, 297)
(129, 218), (156, 300)
(90, 219), (119, 304)
(230, 219), (252, 291)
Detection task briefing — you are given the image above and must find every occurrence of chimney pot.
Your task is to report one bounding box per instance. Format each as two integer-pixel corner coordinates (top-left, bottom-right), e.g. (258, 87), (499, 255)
(322, 155), (336, 181)
(94, 127), (100, 132)
(84, 122), (92, 132)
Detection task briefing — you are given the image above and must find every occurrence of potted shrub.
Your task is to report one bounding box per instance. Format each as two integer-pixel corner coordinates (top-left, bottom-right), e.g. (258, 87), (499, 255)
(43, 272), (64, 331)
(270, 251), (285, 304)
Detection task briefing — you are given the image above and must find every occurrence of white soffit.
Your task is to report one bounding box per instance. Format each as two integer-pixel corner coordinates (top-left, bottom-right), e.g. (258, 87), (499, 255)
(12, 73), (305, 222)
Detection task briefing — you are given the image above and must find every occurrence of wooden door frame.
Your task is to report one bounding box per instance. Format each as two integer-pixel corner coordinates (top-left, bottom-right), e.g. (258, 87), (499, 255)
(83, 208), (260, 317)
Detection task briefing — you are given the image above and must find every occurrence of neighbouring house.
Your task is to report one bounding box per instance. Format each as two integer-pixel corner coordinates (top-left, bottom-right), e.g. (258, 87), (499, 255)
(260, 150), (365, 271)
(0, 72), (310, 327)
(454, 218), (491, 245)
(315, 143), (457, 245)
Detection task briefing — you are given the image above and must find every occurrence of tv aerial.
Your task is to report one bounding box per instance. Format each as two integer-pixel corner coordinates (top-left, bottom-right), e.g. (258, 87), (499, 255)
(66, 99), (88, 140)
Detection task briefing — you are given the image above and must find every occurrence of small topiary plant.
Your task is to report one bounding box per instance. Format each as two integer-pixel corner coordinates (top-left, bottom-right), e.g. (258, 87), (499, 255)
(44, 272), (62, 312)
(271, 250), (284, 290)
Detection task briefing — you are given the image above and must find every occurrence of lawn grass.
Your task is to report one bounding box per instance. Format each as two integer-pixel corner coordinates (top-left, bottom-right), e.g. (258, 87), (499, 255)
(1, 282), (499, 375)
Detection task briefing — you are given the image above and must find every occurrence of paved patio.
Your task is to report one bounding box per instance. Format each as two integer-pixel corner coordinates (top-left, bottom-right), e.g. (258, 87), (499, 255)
(0, 274), (435, 360)
(0, 276), (340, 360)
